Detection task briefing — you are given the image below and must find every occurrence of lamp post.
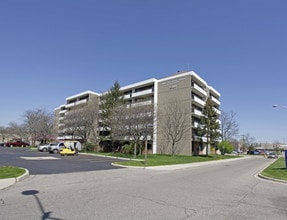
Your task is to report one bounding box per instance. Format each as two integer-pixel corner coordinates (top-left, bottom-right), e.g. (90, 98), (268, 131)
(273, 104), (287, 169)
(273, 104), (287, 109)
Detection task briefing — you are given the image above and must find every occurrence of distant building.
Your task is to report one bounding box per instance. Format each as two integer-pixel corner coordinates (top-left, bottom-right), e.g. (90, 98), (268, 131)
(54, 71), (221, 155)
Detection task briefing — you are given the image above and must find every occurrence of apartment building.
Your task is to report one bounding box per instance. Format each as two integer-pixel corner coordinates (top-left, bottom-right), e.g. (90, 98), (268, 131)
(54, 90), (101, 141)
(156, 71), (221, 155)
(55, 71), (221, 155)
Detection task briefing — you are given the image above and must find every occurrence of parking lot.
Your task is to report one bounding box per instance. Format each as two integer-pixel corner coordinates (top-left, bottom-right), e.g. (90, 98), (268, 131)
(0, 147), (125, 175)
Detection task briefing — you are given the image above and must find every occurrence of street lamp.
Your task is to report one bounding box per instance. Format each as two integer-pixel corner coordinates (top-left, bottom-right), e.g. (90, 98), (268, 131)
(272, 104), (287, 169)
(273, 104), (287, 109)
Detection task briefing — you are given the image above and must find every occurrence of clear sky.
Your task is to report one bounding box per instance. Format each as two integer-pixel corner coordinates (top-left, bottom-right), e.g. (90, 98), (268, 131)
(1, 0), (286, 144)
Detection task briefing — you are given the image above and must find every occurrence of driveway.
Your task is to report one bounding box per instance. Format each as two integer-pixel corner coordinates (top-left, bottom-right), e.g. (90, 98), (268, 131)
(0, 147), (125, 174)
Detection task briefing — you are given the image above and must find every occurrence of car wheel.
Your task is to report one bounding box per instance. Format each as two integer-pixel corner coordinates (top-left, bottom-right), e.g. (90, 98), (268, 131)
(53, 149), (58, 154)
(43, 148), (47, 152)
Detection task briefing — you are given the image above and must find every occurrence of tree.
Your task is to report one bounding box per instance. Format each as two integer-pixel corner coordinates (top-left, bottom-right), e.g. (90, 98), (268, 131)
(100, 81), (124, 143)
(6, 122), (28, 142)
(111, 103), (154, 158)
(159, 101), (190, 156)
(220, 111), (239, 141)
(198, 98), (221, 156)
(0, 126), (7, 143)
(217, 141), (234, 155)
(62, 99), (99, 146)
(23, 109), (54, 145)
(241, 133), (256, 152)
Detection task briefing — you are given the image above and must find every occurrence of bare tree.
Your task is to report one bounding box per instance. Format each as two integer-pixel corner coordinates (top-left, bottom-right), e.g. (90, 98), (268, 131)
(220, 110), (239, 141)
(23, 109), (54, 145)
(0, 126), (7, 143)
(159, 101), (190, 156)
(111, 103), (154, 157)
(63, 100), (99, 145)
(6, 122), (28, 142)
(241, 133), (256, 152)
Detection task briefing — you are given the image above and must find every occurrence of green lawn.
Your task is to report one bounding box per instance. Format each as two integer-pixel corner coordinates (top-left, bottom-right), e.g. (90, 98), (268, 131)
(93, 152), (240, 166)
(0, 166), (26, 179)
(261, 158), (287, 181)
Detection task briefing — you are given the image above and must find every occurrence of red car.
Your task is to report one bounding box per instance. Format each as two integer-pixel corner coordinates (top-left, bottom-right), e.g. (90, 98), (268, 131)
(6, 140), (30, 147)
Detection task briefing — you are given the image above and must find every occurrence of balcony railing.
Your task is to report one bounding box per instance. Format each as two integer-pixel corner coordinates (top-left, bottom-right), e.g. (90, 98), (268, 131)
(193, 109), (202, 117)
(66, 99), (88, 108)
(131, 100), (153, 107)
(211, 96), (221, 105)
(193, 96), (205, 106)
(132, 89), (153, 98)
(193, 84), (207, 96)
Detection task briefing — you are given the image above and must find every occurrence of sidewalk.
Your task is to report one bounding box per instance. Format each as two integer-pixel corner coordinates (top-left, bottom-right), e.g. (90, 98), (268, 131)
(0, 169), (29, 190)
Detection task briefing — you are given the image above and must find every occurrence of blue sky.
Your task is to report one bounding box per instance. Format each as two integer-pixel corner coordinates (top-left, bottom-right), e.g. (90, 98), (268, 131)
(0, 0), (286, 143)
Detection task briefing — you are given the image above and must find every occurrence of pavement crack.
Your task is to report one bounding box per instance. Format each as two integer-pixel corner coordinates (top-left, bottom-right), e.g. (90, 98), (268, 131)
(125, 193), (197, 219)
(0, 198), (5, 206)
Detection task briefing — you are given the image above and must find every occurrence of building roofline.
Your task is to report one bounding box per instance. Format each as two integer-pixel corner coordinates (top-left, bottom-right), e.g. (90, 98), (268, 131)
(120, 78), (157, 91)
(66, 90), (100, 101)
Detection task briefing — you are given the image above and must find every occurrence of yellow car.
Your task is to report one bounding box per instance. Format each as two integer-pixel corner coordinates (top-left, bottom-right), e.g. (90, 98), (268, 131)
(60, 147), (78, 156)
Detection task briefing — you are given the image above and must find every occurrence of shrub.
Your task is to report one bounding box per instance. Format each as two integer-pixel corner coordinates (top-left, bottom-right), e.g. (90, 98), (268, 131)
(121, 144), (134, 154)
(217, 141), (234, 155)
(84, 142), (98, 152)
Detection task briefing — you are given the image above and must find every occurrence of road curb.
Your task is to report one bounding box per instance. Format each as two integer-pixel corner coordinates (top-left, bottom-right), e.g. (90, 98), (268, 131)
(258, 173), (287, 184)
(0, 168), (29, 190)
(257, 158), (287, 184)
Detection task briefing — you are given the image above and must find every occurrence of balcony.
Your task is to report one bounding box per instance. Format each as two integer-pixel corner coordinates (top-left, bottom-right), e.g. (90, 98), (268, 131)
(132, 89), (153, 98)
(123, 94), (131, 99)
(211, 96), (221, 106)
(193, 84), (207, 97)
(66, 99), (88, 108)
(59, 109), (67, 114)
(193, 109), (202, 117)
(214, 108), (221, 115)
(193, 121), (201, 128)
(193, 96), (205, 107)
(131, 100), (153, 107)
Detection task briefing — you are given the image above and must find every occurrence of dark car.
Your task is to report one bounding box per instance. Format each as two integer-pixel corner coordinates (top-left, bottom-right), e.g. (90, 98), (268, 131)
(6, 140), (30, 147)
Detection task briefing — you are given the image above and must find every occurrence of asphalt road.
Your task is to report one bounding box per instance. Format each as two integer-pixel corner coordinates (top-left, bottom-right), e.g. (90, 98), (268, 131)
(0, 152), (286, 220)
(0, 147), (125, 174)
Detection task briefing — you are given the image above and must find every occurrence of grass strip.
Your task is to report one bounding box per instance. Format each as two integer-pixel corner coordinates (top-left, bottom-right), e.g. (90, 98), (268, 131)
(0, 166), (26, 179)
(261, 158), (287, 181)
(92, 153), (240, 167)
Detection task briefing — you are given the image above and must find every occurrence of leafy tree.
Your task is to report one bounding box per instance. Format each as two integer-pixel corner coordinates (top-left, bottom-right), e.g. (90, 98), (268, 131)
(217, 141), (234, 155)
(220, 110), (239, 141)
(198, 98), (221, 156)
(100, 81), (124, 143)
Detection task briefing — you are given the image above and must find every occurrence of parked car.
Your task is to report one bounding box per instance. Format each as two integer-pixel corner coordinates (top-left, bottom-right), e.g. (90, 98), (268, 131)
(267, 153), (278, 159)
(48, 142), (65, 154)
(48, 141), (82, 154)
(38, 143), (57, 152)
(6, 140), (30, 147)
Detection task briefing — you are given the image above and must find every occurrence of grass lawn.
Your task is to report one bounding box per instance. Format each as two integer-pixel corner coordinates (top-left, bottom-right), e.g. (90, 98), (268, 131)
(93, 152), (240, 167)
(0, 166), (26, 179)
(261, 158), (287, 181)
